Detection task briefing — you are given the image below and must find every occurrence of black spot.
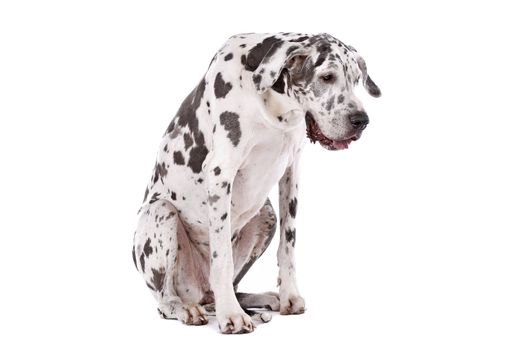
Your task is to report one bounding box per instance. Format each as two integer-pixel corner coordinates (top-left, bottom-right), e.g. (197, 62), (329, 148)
(168, 77), (206, 144)
(153, 162), (168, 184)
(277, 116), (283, 122)
(183, 133), (193, 150)
(224, 53), (233, 61)
(143, 238), (153, 257)
(314, 52), (328, 67)
(252, 73), (262, 89)
(214, 72), (232, 98)
(241, 54), (247, 66)
(197, 178), (204, 183)
(239, 44), (246, 48)
(132, 246), (138, 270)
(150, 267), (165, 292)
(194, 130), (205, 146)
(337, 94), (344, 103)
(289, 35), (309, 42)
(326, 95), (335, 111)
(244, 36), (284, 71)
(208, 194), (220, 203)
(221, 213), (228, 221)
(286, 45), (300, 55)
(142, 187), (149, 203)
(289, 197), (297, 218)
(213, 166), (221, 175)
(271, 70), (288, 94)
(165, 119), (175, 136)
(317, 42), (331, 53)
(139, 253), (145, 272)
(227, 183), (231, 194)
(149, 192), (160, 204)
(177, 78), (206, 132)
(173, 151), (185, 165)
(212, 251), (218, 259)
(163, 144), (168, 152)
(187, 145), (209, 173)
(219, 111), (241, 147)
(170, 192), (177, 201)
(285, 228), (296, 247)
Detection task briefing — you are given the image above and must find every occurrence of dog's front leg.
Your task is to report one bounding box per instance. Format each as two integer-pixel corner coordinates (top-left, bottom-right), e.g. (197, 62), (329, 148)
(277, 159), (306, 315)
(206, 158), (254, 334)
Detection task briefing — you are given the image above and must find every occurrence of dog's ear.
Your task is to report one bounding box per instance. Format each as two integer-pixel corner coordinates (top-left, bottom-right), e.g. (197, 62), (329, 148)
(356, 55), (381, 98)
(246, 39), (310, 94)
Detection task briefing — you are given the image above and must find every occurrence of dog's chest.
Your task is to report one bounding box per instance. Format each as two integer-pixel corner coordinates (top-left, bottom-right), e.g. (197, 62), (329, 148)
(230, 125), (304, 230)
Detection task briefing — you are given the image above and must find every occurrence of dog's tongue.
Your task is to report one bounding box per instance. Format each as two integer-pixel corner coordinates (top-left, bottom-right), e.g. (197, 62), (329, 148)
(332, 139), (350, 150)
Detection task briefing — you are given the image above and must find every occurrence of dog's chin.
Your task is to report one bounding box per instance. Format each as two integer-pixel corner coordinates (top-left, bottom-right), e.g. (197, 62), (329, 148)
(305, 114), (361, 151)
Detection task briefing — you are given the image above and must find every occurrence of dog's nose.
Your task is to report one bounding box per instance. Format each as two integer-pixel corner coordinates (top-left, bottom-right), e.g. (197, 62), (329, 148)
(349, 112), (369, 130)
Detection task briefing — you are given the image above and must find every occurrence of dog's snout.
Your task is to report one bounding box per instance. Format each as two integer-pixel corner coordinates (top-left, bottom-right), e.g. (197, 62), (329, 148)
(349, 112), (369, 130)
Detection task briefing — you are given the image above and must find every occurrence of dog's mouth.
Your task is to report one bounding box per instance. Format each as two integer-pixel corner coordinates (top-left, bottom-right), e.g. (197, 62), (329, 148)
(305, 113), (360, 151)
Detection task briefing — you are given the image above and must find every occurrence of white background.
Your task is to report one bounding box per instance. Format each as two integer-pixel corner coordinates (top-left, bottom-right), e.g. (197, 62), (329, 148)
(1, 0), (524, 349)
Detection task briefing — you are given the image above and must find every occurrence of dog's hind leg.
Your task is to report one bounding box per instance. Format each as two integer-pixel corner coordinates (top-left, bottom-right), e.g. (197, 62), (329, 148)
(232, 198), (277, 287)
(132, 199), (207, 325)
(236, 292), (280, 311)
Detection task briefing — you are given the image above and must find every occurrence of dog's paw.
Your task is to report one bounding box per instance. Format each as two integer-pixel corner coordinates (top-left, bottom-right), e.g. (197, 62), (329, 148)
(159, 303), (208, 325)
(179, 303), (208, 325)
(217, 310), (254, 334)
(279, 294), (306, 315)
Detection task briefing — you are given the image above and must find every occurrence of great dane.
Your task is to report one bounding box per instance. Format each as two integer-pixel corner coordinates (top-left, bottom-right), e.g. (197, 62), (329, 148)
(132, 32), (381, 334)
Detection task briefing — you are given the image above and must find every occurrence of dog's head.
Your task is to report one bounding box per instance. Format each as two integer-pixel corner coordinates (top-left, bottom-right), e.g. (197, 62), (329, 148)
(248, 33), (381, 150)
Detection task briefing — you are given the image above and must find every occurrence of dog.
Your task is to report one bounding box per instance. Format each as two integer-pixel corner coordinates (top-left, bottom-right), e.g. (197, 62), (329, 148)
(132, 32), (381, 334)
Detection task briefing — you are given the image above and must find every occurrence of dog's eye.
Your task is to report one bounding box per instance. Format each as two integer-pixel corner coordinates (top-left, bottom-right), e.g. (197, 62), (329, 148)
(320, 74), (335, 83)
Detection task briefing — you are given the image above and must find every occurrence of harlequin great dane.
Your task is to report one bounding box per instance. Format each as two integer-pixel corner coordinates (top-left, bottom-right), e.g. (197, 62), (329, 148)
(132, 32), (381, 334)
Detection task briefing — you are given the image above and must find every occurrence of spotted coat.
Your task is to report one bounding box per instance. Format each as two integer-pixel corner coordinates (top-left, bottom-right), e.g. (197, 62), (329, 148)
(133, 32), (381, 334)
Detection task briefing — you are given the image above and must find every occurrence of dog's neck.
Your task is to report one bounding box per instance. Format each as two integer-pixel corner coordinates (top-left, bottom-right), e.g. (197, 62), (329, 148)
(257, 88), (305, 131)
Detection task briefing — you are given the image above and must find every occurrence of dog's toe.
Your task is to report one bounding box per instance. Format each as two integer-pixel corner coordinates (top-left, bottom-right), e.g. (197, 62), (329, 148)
(218, 311), (254, 334)
(178, 304), (208, 325)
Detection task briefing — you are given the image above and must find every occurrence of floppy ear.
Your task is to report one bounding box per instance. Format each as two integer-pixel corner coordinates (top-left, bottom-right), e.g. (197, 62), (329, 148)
(356, 56), (381, 98)
(248, 40), (310, 94)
